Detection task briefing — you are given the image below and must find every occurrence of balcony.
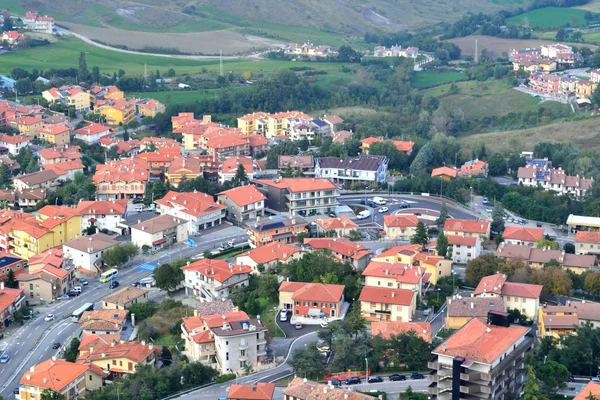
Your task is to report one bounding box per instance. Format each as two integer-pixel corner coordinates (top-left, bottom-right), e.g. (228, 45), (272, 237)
(238, 341), (248, 350)
(428, 361), (439, 369)
(239, 354), (248, 362)
(460, 372), (483, 382)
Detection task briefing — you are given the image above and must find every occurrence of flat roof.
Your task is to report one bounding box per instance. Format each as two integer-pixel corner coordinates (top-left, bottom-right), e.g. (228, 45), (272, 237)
(567, 214), (600, 227)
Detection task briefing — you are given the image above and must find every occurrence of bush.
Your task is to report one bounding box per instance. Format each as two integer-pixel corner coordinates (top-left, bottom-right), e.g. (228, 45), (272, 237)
(216, 373), (236, 383)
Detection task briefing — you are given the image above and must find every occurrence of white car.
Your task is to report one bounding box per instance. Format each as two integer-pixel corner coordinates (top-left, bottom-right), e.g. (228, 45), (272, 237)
(44, 314), (55, 322)
(378, 207), (389, 213)
(280, 309), (288, 322)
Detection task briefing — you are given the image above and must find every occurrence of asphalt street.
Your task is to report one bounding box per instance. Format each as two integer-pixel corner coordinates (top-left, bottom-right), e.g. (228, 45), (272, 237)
(0, 225), (248, 399)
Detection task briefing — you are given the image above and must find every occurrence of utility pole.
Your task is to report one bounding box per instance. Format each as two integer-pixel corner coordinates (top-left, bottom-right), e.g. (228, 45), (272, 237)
(144, 63), (148, 82)
(219, 50), (224, 77)
(474, 39), (478, 64)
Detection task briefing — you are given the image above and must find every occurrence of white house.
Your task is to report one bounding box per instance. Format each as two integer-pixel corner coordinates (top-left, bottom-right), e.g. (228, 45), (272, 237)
(315, 155), (388, 184)
(181, 258), (252, 301)
(62, 233), (120, 273)
(73, 124), (111, 144)
(154, 191), (226, 235)
(0, 134), (30, 155)
(130, 215), (188, 251)
(75, 199), (128, 235)
(447, 235), (481, 264)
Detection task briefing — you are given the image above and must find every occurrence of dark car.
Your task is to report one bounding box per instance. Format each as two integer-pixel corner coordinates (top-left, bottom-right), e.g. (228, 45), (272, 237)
(328, 212), (336, 218)
(109, 281), (120, 289)
(360, 199), (367, 205)
(329, 379), (342, 387)
(568, 376), (575, 382)
(368, 376), (383, 383)
(13, 388), (19, 394)
(131, 282), (140, 287)
(367, 201), (376, 208)
(51, 342), (61, 349)
(345, 377), (361, 385)
(389, 374), (406, 381)
(411, 373), (425, 380)
(67, 291), (79, 297)
(399, 201), (410, 209)
(132, 198), (143, 204)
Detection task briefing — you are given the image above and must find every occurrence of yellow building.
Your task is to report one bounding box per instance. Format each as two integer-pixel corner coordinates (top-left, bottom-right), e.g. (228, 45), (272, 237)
(359, 286), (416, 322)
(576, 80), (598, 99)
(371, 245), (451, 285)
(165, 156), (203, 187)
(237, 112), (267, 135)
(40, 124), (71, 145)
(77, 340), (159, 377)
(137, 98), (166, 118)
(11, 117), (43, 137)
(538, 305), (579, 342)
(95, 99), (136, 126)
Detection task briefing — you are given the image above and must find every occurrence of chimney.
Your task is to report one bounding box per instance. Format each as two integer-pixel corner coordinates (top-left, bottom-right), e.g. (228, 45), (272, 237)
(0, 281), (3, 290)
(30, 366), (34, 372)
(90, 345), (94, 353)
(141, 340), (146, 346)
(471, 302), (474, 309)
(391, 292), (395, 298)
(131, 313), (136, 327)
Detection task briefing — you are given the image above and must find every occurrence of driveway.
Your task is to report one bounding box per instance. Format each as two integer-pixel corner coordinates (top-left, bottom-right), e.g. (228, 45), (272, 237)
(276, 315), (321, 338)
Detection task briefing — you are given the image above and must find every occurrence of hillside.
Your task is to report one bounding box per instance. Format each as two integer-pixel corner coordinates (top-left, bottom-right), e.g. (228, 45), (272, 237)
(0, 0), (527, 34)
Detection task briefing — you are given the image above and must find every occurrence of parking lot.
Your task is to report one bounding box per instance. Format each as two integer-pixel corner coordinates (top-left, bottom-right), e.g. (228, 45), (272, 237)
(276, 310), (321, 338)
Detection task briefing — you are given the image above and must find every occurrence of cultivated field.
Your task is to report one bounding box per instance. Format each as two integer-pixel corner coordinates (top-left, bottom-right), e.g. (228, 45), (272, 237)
(449, 35), (597, 58)
(506, 7), (589, 28)
(130, 88), (249, 105)
(458, 117), (600, 152)
(411, 71), (468, 89)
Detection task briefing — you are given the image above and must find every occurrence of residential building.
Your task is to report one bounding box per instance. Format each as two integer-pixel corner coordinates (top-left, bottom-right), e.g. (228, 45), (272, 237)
(136, 150), (178, 178)
(322, 115), (344, 133)
(227, 383), (275, 400)
(279, 281), (345, 318)
(428, 317), (533, 400)
(217, 185), (265, 225)
(130, 215), (188, 251)
(284, 42), (334, 57)
(371, 244), (451, 285)
(102, 287), (149, 310)
(245, 214), (308, 248)
(0, 134), (30, 155)
(575, 382), (600, 400)
(42, 160), (85, 181)
(537, 304), (580, 341)
(502, 226), (544, 246)
(384, 215), (418, 240)
(18, 267), (69, 305)
(182, 258), (252, 301)
(136, 98), (166, 117)
(315, 217), (358, 238)
(13, 170), (59, 192)
(218, 156), (258, 185)
(93, 158), (149, 200)
(255, 178), (339, 216)
(79, 309), (129, 335)
(315, 155), (388, 185)
(577, 79), (598, 98)
(73, 123), (111, 144)
(38, 146), (82, 165)
(23, 11), (55, 33)
(77, 340), (159, 379)
(304, 238), (373, 269)
(541, 301), (600, 331)
(447, 235), (481, 264)
(444, 219), (491, 239)
(458, 159), (489, 178)
(88, 85), (124, 102)
(473, 273), (543, 320)
(155, 191), (225, 235)
(18, 358), (106, 400)
(75, 199), (128, 235)
(0, 189), (46, 209)
(0, 285), (24, 329)
(360, 137), (415, 155)
(95, 99), (136, 126)
(278, 155), (314, 174)
(446, 295), (505, 329)
(517, 164), (593, 197)
(236, 242), (302, 274)
(371, 320), (432, 343)
(359, 286), (416, 322)
(0, 252), (27, 281)
(165, 156), (204, 187)
(331, 129), (353, 144)
(283, 377), (371, 400)
(10, 116), (43, 137)
(528, 71), (560, 94)
(1, 30), (25, 46)
(40, 123), (71, 145)
(431, 166), (458, 181)
(575, 231), (600, 257)
(42, 86), (91, 111)
(62, 233), (119, 273)
(496, 243), (595, 274)
(361, 261), (423, 297)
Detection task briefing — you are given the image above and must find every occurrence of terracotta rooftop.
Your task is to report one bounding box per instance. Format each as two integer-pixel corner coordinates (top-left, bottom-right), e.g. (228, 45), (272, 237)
(474, 273), (543, 299)
(218, 185), (266, 207)
(63, 233), (118, 254)
(280, 281), (345, 303)
(503, 226), (544, 242)
(575, 382), (600, 400)
(431, 166), (457, 178)
(78, 340), (158, 364)
(359, 286), (413, 306)
(256, 177), (337, 193)
(316, 217), (358, 231)
(361, 261), (423, 284)
(102, 287), (148, 306)
(130, 214), (187, 234)
(304, 238), (372, 260)
(447, 235), (478, 246)
(155, 191), (225, 218)
(182, 258), (252, 284)
(384, 215), (418, 228)
(237, 241), (301, 265)
(444, 219), (489, 234)
(447, 296), (505, 318)
(576, 231), (600, 244)
(19, 359), (89, 392)
(228, 383), (275, 400)
(371, 321), (432, 343)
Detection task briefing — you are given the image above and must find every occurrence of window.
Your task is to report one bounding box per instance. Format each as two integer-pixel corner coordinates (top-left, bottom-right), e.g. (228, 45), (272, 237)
(257, 345), (260, 350)
(377, 281), (381, 286)
(119, 361), (123, 367)
(226, 341), (228, 345)
(240, 350), (246, 356)
(304, 302), (308, 306)
(312, 302), (317, 307)
(330, 304), (336, 308)
(321, 303), (326, 308)
(29, 284), (33, 290)
(89, 375), (92, 381)
(112, 360), (116, 365)
(128, 362), (133, 371)
(240, 361), (246, 368)
(226, 352), (229, 361)
(387, 282), (393, 287)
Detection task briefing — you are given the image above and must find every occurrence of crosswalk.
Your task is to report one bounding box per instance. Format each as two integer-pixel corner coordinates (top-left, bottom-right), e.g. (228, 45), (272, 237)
(136, 262), (157, 272)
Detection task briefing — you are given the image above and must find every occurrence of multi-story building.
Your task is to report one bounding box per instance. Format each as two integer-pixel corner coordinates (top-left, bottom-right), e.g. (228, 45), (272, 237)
(77, 340), (159, 379)
(155, 191), (225, 235)
(40, 123), (71, 145)
(217, 185), (265, 225)
(102, 287), (149, 310)
(427, 316), (533, 400)
(458, 159), (489, 178)
(206, 133), (251, 162)
(278, 155), (315, 175)
(359, 286), (416, 322)
(38, 146), (82, 165)
(255, 177), (339, 216)
(447, 235), (481, 264)
(473, 273), (543, 320)
(10, 116), (43, 137)
(13, 170), (59, 191)
(577, 79), (598, 98)
(42, 86), (91, 111)
(75, 199), (128, 235)
(236, 112), (269, 135)
(502, 226), (544, 246)
(79, 309), (129, 335)
(0, 134), (30, 155)
(384, 215), (418, 240)
(165, 156), (204, 187)
(92, 158), (149, 200)
(245, 214), (308, 248)
(218, 157), (258, 185)
(94, 99), (136, 126)
(88, 85), (124, 103)
(236, 241), (303, 274)
(303, 238), (372, 269)
(360, 137), (415, 155)
(136, 150), (178, 179)
(23, 11), (55, 33)
(182, 258), (252, 301)
(130, 215), (188, 251)
(315, 155), (388, 185)
(181, 311), (267, 374)
(42, 160), (85, 181)
(136, 98), (166, 117)
(517, 164), (593, 197)
(0, 284), (24, 329)
(315, 217), (358, 238)
(227, 383), (275, 400)
(62, 233), (119, 273)
(0, 251), (27, 281)
(537, 303), (580, 341)
(575, 231), (600, 257)
(446, 295), (505, 329)
(73, 123), (111, 144)
(279, 281), (345, 318)
(444, 219), (491, 240)
(496, 243), (595, 274)
(361, 261), (423, 297)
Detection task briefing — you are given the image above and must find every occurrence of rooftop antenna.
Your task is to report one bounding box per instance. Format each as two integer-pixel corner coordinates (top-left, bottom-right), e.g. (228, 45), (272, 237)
(219, 50), (224, 77)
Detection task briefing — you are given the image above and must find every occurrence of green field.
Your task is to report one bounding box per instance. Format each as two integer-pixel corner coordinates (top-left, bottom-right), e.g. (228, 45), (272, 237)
(0, 0), (25, 14)
(411, 71), (467, 89)
(129, 88), (249, 105)
(507, 7), (590, 28)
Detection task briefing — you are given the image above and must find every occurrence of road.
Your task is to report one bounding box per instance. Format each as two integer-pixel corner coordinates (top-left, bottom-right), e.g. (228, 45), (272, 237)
(0, 226), (247, 399)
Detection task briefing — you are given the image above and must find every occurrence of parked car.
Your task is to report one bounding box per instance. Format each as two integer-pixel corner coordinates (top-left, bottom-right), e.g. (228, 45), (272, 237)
(320, 320), (328, 328)
(80, 279), (88, 286)
(482, 196), (489, 204)
(378, 207), (389, 213)
(51, 342), (61, 349)
(328, 212), (336, 218)
(329, 379), (342, 386)
(56, 294), (69, 301)
(13, 388), (19, 394)
(0, 354), (9, 363)
(536, 221), (543, 228)
(45, 314), (55, 321)
(360, 199), (367, 205)
(316, 341), (330, 353)
(72, 286), (82, 293)
(389, 374), (406, 381)
(295, 322), (303, 330)
(280, 309), (288, 322)
(345, 377), (361, 385)
(109, 281), (120, 289)
(357, 210), (371, 220)
(67, 291), (79, 297)
(368, 376), (383, 383)
(568, 376), (575, 382)
(411, 373), (425, 379)
(520, 219), (527, 225)
(132, 198), (143, 204)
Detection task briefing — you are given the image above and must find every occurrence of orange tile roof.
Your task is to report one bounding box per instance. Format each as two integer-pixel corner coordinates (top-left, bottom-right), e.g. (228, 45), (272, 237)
(431, 166), (457, 178)
(136, 151), (175, 163)
(287, 282), (345, 303)
(0, 288), (23, 314)
(371, 321), (432, 343)
(13, 116), (42, 126)
(238, 241), (301, 265)
(76, 199), (127, 215)
(375, 244), (422, 259)
(0, 134), (30, 145)
(93, 158), (149, 184)
(359, 286), (413, 306)
(78, 334), (122, 351)
(218, 185), (266, 207)
(474, 273), (543, 299)
(361, 261), (423, 284)
(42, 160), (85, 176)
(361, 137), (384, 146)
(201, 311), (250, 328)
(42, 265), (69, 279)
(37, 205), (79, 229)
(182, 258), (252, 284)
(246, 134), (268, 147)
(279, 281), (309, 293)
(502, 226), (544, 242)
(40, 124), (70, 136)
(575, 382), (600, 400)
(77, 340), (157, 364)
(238, 112), (268, 122)
(79, 309), (128, 331)
(391, 140), (415, 152)
(155, 191), (225, 218)
(74, 123), (110, 136)
(316, 217), (358, 231)
(304, 238), (372, 260)
(447, 235), (478, 246)
(10, 218), (50, 239)
(576, 231), (600, 244)
(220, 156), (254, 174)
(20, 359), (89, 392)
(256, 178), (337, 193)
(28, 248), (64, 268)
(206, 133), (248, 149)
(38, 146), (82, 162)
(167, 156), (203, 176)
(228, 383), (275, 400)
(444, 219), (489, 234)
(384, 215), (418, 228)
(432, 318), (529, 364)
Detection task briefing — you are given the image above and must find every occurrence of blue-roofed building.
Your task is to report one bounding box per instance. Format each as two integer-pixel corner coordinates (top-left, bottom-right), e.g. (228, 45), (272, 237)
(0, 251), (26, 280)
(0, 75), (16, 90)
(245, 213), (308, 248)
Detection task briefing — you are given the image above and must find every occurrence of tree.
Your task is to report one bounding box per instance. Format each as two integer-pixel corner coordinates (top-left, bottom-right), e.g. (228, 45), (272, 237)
(488, 153), (508, 176)
(5, 269), (17, 289)
(592, 84), (600, 106)
(585, 272), (600, 299)
(465, 254), (504, 287)
(127, 302), (157, 322)
(91, 66), (101, 84)
(344, 304), (367, 339)
(25, 157), (40, 173)
(153, 262), (184, 292)
(564, 242), (575, 254)
(491, 202), (505, 234)
(0, 164), (12, 189)
(437, 231), (448, 258)
(348, 229), (362, 241)
(41, 389), (66, 400)
(556, 28), (569, 42)
(64, 337), (80, 362)
(337, 46), (361, 63)
(2, 15), (13, 32)
(536, 359), (570, 396)
(536, 238), (559, 250)
(436, 202), (448, 227)
(410, 222), (429, 247)
(160, 346), (173, 366)
(288, 345), (326, 377)
(523, 366), (545, 400)
(296, 232), (310, 244)
(78, 52), (89, 82)
(231, 164), (249, 187)
(101, 243), (139, 267)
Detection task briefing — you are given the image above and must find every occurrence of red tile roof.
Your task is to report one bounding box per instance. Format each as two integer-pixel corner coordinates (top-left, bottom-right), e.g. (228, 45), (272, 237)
(362, 261), (423, 284)
(280, 281), (345, 303)
(75, 199), (127, 216)
(384, 215), (418, 228)
(42, 160), (85, 176)
(444, 219), (489, 234)
(40, 124), (71, 136)
(447, 235), (478, 246)
(316, 217), (358, 231)
(155, 191), (225, 218)
(0, 288), (23, 314)
(359, 286), (414, 306)
(201, 311), (250, 328)
(375, 244), (422, 259)
(502, 226), (544, 242)
(228, 383), (275, 400)
(238, 241), (301, 265)
(304, 238), (372, 260)
(92, 158), (149, 184)
(432, 318), (529, 364)
(218, 185), (266, 207)
(391, 140), (415, 152)
(575, 231), (600, 244)
(371, 321), (432, 342)
(78, 334), (122, 351)
(220, 156), (254, 174)
(575, 382), (600, 400)
(182, 258), (252, 284)
(431, 167), (457, 178)
(77, 340), (157, 364)
(20, 359), (89, 391)
(0, 134), (30, 145)
(473, 273), (543, 299)
(74, 123), (110, 136)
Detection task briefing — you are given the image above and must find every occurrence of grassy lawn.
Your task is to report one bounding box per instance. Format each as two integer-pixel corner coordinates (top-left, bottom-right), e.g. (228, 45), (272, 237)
(582, 31), (600, 44)
(411, 71), (467, 89)
(152, 334), (181, 346)
(257, 298), (285, 338)
(0, 0), (25, 14)
(213, 246), (251, 260)
(130, 88), (250, 105)
(507, 7), (590, 28)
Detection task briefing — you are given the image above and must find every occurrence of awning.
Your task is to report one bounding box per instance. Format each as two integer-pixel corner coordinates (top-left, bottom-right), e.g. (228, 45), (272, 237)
(153, 238), (167, 246)
(308, 308), (321, 317)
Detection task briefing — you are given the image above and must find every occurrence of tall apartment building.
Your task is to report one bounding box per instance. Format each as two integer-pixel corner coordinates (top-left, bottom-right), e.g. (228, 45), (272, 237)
(255, 178), (339, 216)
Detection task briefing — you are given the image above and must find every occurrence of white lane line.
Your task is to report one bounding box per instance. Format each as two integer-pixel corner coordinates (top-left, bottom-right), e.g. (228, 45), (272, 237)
(27, 332), (32, 339)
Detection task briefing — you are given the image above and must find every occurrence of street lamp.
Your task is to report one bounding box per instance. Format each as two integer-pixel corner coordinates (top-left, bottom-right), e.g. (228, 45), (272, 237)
(365, 357), (368, 384)
(437, 288), (441, 302)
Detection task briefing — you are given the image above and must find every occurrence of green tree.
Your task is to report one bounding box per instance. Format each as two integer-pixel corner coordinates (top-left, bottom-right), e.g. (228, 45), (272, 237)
(436, 202), (448, 227)
(288, 345), (326, 377)
(348, 229), (362, 241)
(437, 230), (448, 258)
(465, 254), (504, 286)
(64, 337), (80, 362)
(91, 66), (101, 84)
(0, 164), (13, 189)
(536, 238), (559, 250)
(25, 157), (40, 174)
(231, 164), (249, 187)
(160, 346), (173, 366)
(127, 302), (157, 322)
(337, 46), (361, 63)
(5, 269), (17, 288)
(488, 153), (508, 176)
(555, 28), (569, 42)
(41, 389), (66, 400)
(153, 262), (184, 292)
(101, 243), (139, 267)
(563, 243), (575, 254)
(344, 304), (368, 339)
(410, 222), (429, 247)
(2, 15), (13, 32)
(592, 81), (600, 106)
(491, 202), (505, 234)
(536, 359), (570, 396)
(78, 51), (89, 82)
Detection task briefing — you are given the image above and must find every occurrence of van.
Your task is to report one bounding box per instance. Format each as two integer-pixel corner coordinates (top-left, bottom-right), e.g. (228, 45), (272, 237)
(72, 286), (82, 294)
(134, 205), (144, 212)
(280, 309), (288, 322)
(372, 197), (386, 205)
(357, 210), (371, 220)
